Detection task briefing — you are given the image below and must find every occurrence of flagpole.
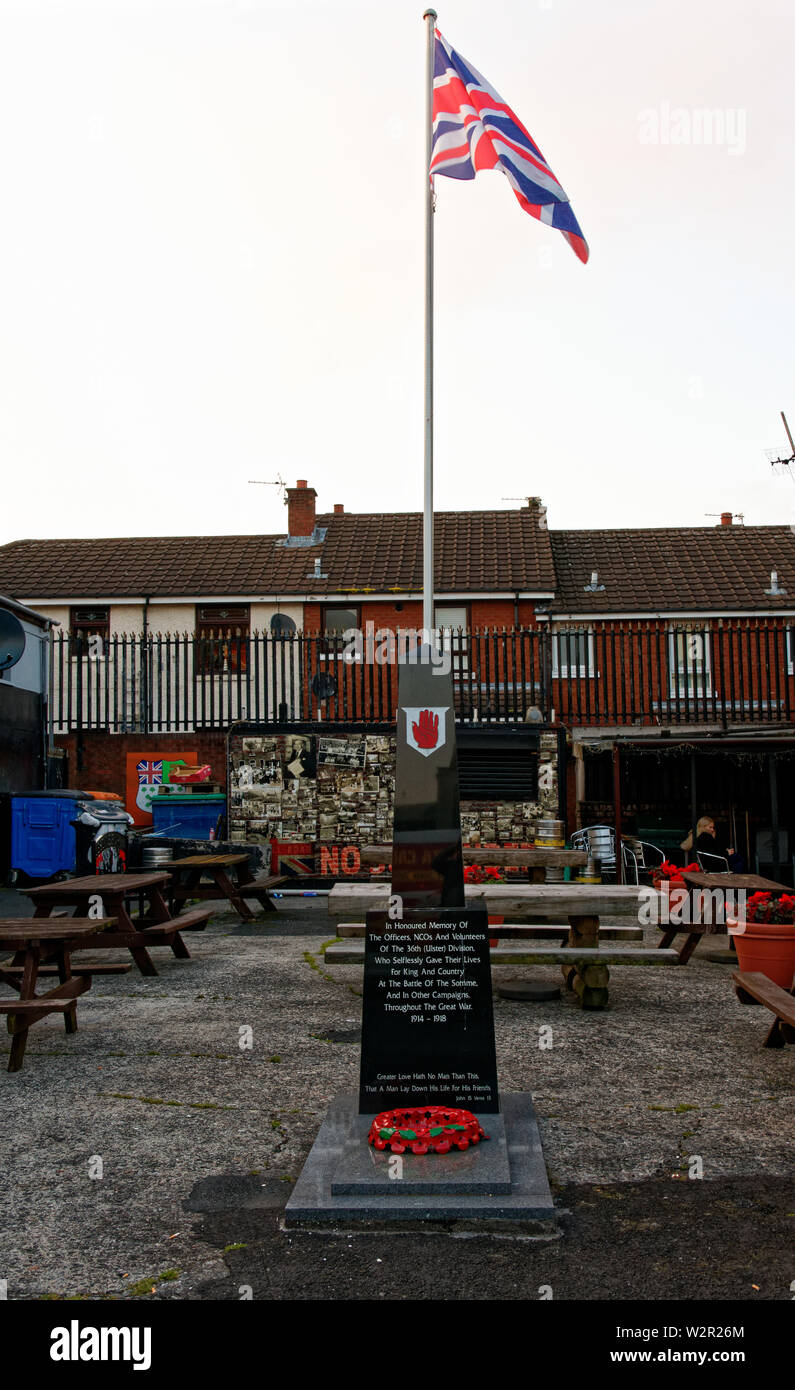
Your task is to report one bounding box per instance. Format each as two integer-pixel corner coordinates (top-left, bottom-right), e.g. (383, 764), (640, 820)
(422, 7), (436, 637)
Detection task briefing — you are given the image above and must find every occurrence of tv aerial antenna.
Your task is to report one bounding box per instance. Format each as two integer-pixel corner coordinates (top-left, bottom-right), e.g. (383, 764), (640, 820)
(766, 411), (795, 483)
(248, 473), (286, 491)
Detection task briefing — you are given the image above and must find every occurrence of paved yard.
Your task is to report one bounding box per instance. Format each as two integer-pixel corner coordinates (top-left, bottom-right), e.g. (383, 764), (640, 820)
(0, 899), (792, 1301)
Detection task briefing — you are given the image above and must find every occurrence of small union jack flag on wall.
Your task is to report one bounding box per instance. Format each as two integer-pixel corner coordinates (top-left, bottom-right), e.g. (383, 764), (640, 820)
(136, 759), (163, 785)
(430, 28), (589, 263)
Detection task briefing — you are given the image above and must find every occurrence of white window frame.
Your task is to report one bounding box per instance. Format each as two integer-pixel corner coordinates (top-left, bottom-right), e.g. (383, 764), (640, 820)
(667, 624), (712, 699)
(787, 627), (794, 677)
(434, 606), (470, 676)
(551, 627), (595, 678)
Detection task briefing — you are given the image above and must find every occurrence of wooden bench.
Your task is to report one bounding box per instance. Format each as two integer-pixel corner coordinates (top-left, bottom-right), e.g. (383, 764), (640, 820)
(732, 971), (795, 1048)
(328, 882), (643, 921)
(327, 881), (660, 1010)
(134, 904), (214, 959)
(324, 940), (677, 1008)
(167, 904), (215, 931)
(334, 921), (644, 941)
(1, 962), (132, 978)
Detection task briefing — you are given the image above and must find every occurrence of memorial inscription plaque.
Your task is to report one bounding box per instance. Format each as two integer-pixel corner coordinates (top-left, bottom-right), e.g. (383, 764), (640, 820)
(358, 905), (499, 1114)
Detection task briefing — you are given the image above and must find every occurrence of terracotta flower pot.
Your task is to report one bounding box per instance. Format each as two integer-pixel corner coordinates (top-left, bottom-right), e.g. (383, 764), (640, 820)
(727, 915), (795, 990)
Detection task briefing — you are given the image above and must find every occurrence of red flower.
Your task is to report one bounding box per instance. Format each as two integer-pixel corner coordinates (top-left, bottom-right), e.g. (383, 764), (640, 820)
(653, 859), (690, 883)
(744, 890), (795, 925)
(464, 865), (484, 883)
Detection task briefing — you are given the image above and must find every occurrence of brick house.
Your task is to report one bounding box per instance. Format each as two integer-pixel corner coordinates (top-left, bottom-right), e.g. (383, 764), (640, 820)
(0, 481), (555, 642)
(1, 487), (794, 875)
(547, 518), (795, 876)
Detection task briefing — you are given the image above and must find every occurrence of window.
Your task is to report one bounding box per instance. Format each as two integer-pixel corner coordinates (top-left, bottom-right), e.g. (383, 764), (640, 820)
(551, 627), (594, 677)
(434, 605), (469, 675)
(668, 625), (711, 699)
(70, 607), (109, 650)
(321, 606), (359, 657)
(787, 627), (794, 676)
(195, 605), (249, 673)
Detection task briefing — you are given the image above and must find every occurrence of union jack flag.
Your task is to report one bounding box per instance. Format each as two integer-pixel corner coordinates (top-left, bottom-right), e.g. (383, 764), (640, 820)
(137, 759), (163, 785)
(430, 28), (589, 264)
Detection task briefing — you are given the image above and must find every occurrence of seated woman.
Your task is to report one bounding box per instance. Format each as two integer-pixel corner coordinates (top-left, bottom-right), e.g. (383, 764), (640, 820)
(681, 816), (742, 872)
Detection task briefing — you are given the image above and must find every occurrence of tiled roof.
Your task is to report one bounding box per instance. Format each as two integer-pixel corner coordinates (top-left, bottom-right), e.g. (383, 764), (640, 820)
(550, 526), (795, 613)
(4, 514), (793, 613)
(0, 509), (556, 600)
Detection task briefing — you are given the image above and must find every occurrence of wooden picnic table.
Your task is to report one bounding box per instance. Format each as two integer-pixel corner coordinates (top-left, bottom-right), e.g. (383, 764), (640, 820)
(358, 844), (588, 882)
(327, 882), (675, 1009)
(681, 871), (790, 893)
(22, 872), (212, 978)
(328, 881), (642, 920)
(165, 853), (286, 920)
(0, 918), (130, 1071)
(657, 870), (791, 964)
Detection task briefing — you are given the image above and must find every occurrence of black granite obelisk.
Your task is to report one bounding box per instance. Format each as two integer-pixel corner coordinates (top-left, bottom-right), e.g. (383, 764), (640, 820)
(285, 642), (556, 1228)
(358, 644), (499, 1114)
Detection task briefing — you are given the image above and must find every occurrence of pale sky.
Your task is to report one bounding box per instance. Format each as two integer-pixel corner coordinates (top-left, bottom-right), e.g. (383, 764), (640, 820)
(1, 0), (793, 546)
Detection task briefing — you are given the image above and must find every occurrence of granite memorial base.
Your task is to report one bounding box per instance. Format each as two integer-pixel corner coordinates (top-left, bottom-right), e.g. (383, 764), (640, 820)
(284, 1091), (557, 1234)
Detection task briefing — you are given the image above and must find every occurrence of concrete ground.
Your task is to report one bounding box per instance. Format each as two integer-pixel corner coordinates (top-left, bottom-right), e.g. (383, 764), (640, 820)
(0, 894), (792, 1302)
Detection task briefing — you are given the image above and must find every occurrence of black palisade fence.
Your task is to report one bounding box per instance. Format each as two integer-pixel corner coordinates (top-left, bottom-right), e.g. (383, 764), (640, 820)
(51, 623), (795, 733)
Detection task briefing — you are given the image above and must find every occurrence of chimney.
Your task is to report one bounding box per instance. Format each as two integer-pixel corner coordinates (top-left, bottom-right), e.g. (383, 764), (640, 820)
(720, 511), (733, 527)
(525, 496), (547, 530)
(333, 503), (344, 514)
(286, 479), (317, 538)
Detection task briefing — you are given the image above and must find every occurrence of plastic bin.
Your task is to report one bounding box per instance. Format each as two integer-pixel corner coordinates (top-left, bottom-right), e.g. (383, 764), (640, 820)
(10, 790), (133, 879)
(10, 791), (91, 879)
(150, 794), (226, 840)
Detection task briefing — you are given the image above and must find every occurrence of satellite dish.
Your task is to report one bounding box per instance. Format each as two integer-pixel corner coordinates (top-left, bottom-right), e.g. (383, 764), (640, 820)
(270, 613), (297, 637)
(311, 672), (338, 701)
(0, 609), (26, 672)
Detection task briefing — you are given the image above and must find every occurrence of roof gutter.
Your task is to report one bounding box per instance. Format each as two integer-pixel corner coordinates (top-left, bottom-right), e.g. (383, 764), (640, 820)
(0, 593), (58, 628)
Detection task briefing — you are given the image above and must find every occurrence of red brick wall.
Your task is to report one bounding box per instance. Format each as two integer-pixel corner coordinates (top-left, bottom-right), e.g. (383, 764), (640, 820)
(552, 618), (795, 725)
(360, 600), (423, 630)
(56, 732), (228, 794)
(285, 481), (317, 537)
(303, 604), (322, 635)
(302, 601), (540, 633)
(470, 599), (538, 628)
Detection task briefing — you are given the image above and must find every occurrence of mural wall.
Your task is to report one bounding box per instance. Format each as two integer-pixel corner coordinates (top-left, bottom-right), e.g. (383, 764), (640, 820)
(228, 728), (561, 872)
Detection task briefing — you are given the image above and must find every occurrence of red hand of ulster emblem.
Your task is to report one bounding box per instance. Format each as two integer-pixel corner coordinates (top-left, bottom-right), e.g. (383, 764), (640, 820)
(412, 708), (439, 749)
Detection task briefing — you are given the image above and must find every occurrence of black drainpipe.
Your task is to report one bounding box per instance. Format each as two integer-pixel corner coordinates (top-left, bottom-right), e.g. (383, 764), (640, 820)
(141, 596), (151, 734)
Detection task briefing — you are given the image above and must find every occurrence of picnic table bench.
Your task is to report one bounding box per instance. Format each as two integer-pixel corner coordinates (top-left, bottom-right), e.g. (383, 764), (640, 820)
(334, 921), (643, 941)
(732, 971), (795, 1048)
(358, 844), (589, 883)
(166, 854), (287, 920)
(327, 882), (676, 1010)
(22, 872), (214, 977)
(657, 871), (790, 964)
(0, 918), (131, 1071)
